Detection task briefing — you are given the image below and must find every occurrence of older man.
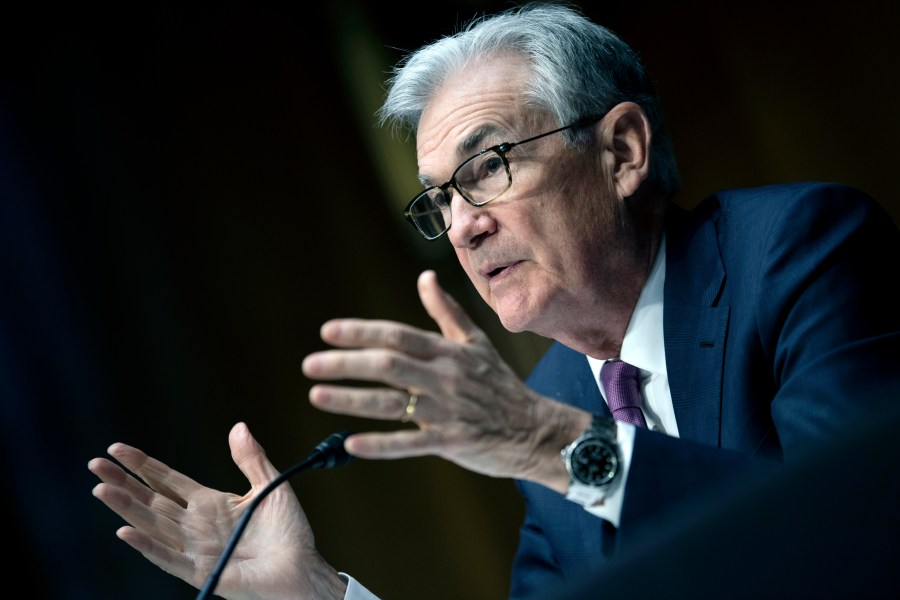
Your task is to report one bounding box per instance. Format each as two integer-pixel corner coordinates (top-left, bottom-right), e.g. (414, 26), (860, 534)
(88, 3), (900, 599)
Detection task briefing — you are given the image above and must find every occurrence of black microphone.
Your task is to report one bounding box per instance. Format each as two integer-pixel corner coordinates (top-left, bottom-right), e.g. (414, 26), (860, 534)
(195, 430), (355, 600)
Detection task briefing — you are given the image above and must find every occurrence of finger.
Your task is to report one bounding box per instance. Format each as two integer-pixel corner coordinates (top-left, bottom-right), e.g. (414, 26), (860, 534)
(88, 456), (159, 507)
(89, 452), (200, 547)
(88, 457), (184, 525)
(302, 347), (425, 390)
(309, 385), (444, 422)
(107, 442), (204, 506)
(315, 318), (446, 357)
(91, 477), (189, 553)
(344, 429), (441, 459)
(417, 270), (485, 344)
(228, 422), (281, 489)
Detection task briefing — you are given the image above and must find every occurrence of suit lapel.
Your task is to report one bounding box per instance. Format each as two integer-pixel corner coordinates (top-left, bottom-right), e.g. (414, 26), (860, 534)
(664, 204), (729, 446)
(526, 341), (610, 416)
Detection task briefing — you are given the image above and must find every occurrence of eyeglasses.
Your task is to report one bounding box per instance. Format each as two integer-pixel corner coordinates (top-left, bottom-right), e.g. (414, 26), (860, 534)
(403, 114), (605, 240)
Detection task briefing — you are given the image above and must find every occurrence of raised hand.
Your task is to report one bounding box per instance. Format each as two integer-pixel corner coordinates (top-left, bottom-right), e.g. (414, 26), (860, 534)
(88, 422), (346, 600)
(301, 270), (589, 492)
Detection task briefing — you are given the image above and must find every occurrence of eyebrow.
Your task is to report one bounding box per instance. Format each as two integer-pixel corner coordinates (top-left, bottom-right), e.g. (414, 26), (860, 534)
(418, 122), (505, 187)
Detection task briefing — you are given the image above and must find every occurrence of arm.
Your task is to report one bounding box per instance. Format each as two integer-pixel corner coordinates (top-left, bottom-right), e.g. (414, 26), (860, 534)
(754, 184), (900, 451)
(90, 271), (591, 600)
(301, 269), (592, 492)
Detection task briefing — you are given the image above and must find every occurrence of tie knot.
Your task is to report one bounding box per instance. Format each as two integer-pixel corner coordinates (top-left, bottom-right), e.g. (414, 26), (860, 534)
(600, 359), (647, 428)
(601, 359), (639, 385)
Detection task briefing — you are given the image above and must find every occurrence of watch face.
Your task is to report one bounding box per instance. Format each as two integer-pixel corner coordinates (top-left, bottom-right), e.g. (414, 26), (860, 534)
(570, 438), (618, 486)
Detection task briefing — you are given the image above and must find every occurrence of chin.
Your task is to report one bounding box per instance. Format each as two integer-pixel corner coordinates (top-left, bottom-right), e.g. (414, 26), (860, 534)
(494, 297), (538, 334)
(497, 314), (528, 333)
(492, 280), (563, 336)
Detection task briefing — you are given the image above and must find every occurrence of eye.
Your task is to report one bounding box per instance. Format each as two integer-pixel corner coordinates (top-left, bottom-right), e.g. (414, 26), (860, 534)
(458, 150), (506, 189)
(480, 153), (506, 178)
(472, 151), (505, 181)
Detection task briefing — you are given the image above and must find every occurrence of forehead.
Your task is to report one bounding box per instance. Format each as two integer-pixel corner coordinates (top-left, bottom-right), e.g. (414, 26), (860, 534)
(416, 52), (535, 181)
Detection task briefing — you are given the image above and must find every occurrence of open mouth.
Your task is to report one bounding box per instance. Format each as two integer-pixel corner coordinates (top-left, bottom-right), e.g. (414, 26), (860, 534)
(485, 260), (522, 280)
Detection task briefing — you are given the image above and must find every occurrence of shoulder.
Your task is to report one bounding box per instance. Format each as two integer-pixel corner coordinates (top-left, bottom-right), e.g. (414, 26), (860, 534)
(665, 181), (898, 303)
(680, 181), (896, 247)
(707, 181), (887, 223)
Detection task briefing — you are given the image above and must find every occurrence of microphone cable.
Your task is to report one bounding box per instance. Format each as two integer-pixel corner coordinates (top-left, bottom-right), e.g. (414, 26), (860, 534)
(195, 430), (355, 599)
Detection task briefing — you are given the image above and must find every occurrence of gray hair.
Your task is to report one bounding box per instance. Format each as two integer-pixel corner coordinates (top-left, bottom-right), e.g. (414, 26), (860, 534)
(376, 1), (680, 198)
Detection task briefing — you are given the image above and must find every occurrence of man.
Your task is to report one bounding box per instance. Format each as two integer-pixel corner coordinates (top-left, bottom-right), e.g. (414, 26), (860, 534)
(88, 2), (900, 599)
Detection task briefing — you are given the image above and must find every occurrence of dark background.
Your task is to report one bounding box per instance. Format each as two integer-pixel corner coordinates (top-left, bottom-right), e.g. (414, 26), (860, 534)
(1, 1), (898, 598)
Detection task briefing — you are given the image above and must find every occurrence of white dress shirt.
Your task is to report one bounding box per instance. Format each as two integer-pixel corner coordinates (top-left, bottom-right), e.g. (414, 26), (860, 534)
(341, 573), (380, 600)
(582, 239), (677, 526)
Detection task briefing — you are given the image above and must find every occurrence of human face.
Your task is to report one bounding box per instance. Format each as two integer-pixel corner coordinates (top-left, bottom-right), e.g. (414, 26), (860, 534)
(416, 53), (628, 343)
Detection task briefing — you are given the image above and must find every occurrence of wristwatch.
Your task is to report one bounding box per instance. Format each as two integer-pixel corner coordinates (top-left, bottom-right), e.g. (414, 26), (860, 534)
(561, 414), (620, 508)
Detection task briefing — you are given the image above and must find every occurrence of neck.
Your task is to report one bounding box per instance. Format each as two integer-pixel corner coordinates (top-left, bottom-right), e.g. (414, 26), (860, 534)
(555, 192), (666, 358)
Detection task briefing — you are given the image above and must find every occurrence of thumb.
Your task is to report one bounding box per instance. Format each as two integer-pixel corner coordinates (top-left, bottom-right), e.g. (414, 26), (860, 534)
(228, 421), (280, 489)
(417, 270), (484, 344)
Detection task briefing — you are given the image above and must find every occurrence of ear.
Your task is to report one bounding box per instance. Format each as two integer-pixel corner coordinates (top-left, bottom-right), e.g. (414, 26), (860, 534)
(597, 102), (651, 198)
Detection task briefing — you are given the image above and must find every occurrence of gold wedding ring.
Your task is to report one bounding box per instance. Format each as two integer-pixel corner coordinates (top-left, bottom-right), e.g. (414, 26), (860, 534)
(401, 394), (418, 422)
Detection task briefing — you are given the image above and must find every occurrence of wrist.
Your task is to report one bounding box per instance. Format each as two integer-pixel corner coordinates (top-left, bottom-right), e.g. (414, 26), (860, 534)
(297, 554), (348, 600)
(561, 414), (622, 509)
(522, 400), (593, 494)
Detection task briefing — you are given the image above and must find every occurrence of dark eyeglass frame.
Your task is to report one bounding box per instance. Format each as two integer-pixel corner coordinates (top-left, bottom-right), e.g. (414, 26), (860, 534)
(403, 113), (605, 240)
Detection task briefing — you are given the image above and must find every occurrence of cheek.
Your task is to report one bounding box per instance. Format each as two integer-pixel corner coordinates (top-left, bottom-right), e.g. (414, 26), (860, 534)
(562, 171), (617, 236)
(530, 192), (589, 242)
(455, 248), (489, 295)
(454, 247), (472, 276)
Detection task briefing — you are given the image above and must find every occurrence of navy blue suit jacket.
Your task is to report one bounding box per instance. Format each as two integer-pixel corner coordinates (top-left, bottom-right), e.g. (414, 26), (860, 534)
(509, 182), (900, 599)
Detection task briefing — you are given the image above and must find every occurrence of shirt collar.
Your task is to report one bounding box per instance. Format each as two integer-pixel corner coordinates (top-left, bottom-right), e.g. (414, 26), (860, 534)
(587, 237), (667, 378)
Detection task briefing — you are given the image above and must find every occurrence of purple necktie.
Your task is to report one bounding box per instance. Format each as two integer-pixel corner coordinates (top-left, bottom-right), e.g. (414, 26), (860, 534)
(601, 359), (648, 428)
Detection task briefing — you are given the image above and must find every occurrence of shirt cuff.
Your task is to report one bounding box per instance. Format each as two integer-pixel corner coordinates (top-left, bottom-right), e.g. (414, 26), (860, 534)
(582, 421), (636, 527)
(339, 573), (381, 600)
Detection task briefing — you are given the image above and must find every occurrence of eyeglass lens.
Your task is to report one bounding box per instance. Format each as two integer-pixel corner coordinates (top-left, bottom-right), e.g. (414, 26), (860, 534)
(408, 148), (511, 239)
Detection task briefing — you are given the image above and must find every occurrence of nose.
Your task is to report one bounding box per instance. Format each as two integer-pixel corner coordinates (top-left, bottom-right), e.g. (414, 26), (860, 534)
(446, 190), (497, 248)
